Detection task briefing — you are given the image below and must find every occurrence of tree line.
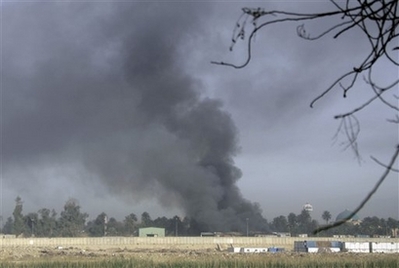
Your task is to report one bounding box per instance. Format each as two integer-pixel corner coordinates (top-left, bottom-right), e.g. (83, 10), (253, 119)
(270, 210), (398, 238)
(0, 197), (202, 237)
(1, 197), (398, 237)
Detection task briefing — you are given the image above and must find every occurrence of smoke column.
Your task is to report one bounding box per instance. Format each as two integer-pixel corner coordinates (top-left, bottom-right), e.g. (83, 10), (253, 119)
(3, 2), (268, 231)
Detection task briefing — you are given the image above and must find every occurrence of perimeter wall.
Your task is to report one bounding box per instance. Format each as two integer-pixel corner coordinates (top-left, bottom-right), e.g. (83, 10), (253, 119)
(1, 237), (398, 251)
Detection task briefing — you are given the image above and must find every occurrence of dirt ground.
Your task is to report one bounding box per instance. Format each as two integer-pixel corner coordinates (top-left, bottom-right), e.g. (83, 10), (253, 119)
(0, 245), (227, 262)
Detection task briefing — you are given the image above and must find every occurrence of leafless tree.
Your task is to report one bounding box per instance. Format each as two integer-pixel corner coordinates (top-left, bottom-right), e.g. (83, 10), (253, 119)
(212, 0), (398, 233)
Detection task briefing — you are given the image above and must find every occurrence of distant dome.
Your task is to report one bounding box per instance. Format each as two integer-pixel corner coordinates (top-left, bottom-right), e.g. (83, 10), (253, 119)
(336, 209), (360, 222)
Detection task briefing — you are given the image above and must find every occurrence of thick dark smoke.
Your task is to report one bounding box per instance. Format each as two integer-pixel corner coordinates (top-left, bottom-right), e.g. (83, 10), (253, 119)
(3, 2), (268, 232)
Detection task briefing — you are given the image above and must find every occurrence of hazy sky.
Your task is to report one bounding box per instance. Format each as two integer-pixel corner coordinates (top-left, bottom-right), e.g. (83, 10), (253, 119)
(1, 1), (398, 227)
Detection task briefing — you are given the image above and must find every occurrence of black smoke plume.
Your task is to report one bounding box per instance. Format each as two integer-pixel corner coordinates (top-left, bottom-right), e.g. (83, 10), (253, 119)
(3, 2), (268, 232)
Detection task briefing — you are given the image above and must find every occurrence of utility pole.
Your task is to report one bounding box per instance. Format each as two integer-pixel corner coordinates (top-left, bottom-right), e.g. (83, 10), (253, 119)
(246, 218), (249, 237)
(175, 217), (178, 237)
(104, 215), (108, 237)
(31, 218), (35, 237)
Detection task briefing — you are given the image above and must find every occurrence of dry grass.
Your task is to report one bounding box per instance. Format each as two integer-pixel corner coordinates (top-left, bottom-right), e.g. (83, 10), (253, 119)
(1, 250), (398, 268)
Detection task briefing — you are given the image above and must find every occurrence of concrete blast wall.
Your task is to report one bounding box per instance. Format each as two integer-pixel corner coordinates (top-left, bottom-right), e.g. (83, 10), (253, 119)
(1, 237), (398, 251)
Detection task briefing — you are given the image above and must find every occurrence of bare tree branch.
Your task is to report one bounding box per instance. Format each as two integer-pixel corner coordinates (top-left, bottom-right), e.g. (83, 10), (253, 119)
(213, 0), (399, 234)
(212, 0), (399, 107)
(314, 144), (399, 234)
(371, 155), (399, 172)
(387, 114), (399, 124)
(332, 115), (362, 161)
(365, 69), (399, 111)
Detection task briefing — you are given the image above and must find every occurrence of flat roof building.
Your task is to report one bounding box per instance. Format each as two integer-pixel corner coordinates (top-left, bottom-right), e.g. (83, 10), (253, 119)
(138, 227), (165, 237)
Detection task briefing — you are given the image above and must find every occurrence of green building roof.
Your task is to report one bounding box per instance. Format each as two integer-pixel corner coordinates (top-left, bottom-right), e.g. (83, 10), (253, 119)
(336, 209), (360, 222)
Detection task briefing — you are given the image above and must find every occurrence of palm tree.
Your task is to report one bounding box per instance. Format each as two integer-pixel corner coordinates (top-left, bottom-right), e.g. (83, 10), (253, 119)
(322, 211), (332, 224)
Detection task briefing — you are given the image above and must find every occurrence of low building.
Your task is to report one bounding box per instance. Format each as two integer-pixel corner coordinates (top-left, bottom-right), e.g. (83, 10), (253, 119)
(138, 227), (165, 237)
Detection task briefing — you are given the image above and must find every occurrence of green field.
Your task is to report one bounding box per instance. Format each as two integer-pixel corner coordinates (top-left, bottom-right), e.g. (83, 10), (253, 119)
(1, 253), (398, 268)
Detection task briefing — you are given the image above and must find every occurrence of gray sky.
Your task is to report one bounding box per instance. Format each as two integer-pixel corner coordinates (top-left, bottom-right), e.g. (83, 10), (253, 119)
(1, 1), (398, 227)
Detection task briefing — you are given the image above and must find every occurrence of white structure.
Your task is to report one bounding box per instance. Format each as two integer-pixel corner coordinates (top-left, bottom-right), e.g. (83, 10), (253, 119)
(303, 203), (313, 212)
(241, 247), (268, 253)
(370, 242), (399, 253)
(343, 242), (399, 253)
(343, 242), (370, 253)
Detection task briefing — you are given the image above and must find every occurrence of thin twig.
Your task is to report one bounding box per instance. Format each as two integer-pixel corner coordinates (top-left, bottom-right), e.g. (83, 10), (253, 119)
(371, 155), (399, 172)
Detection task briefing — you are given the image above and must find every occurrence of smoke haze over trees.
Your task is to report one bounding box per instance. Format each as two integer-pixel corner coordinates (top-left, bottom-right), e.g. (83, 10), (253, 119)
(1, 197), (397, 238)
